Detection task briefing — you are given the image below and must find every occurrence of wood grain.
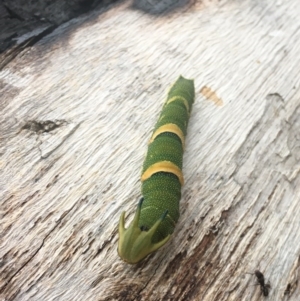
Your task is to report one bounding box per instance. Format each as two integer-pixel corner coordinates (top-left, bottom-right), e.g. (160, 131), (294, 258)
(1, 0), (300, 300)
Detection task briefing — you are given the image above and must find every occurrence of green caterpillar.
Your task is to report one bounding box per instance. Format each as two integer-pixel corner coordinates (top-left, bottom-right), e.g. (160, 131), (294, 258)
(118, 75), (195, 264)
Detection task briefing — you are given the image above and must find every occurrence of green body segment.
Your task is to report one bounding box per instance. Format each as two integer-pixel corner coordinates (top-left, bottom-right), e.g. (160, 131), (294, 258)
(118, 76), (194, 264)
(139, 76), (194, 242)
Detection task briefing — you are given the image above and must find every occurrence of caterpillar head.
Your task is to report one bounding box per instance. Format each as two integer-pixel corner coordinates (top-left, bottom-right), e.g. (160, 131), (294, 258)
(118, 198), (170, 264)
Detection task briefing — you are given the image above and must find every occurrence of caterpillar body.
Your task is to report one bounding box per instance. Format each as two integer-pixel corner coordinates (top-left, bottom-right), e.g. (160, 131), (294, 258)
(118, 76), (195, 264)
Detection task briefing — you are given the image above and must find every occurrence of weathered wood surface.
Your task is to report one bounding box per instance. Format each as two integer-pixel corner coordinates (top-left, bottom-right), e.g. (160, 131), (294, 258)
(1, 0), (300, 300)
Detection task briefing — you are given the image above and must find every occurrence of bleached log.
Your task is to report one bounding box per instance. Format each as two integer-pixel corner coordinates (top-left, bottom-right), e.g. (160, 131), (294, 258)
(1, 1), (300, 300)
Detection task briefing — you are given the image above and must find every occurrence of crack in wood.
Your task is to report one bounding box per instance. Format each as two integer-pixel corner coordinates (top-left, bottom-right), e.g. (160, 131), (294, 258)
(21, 120), (67, 133)
(0, 25), (57, 70)
(0, 196), (85, 295)
(0, 241), (44, 294)
(19, 120), (82, 159)
(40, 121), (82, 159)
(136, 256), (166, 298)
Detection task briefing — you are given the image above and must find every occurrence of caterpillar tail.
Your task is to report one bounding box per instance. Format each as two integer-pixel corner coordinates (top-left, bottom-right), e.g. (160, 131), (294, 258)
(118, 198), (170, 264)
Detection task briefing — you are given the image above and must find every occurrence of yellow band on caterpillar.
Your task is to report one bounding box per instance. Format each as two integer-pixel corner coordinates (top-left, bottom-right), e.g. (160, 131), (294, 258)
(149, 123), (185, 148)
(141, 161), (184, 186)
(166, 96), (190, 113)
